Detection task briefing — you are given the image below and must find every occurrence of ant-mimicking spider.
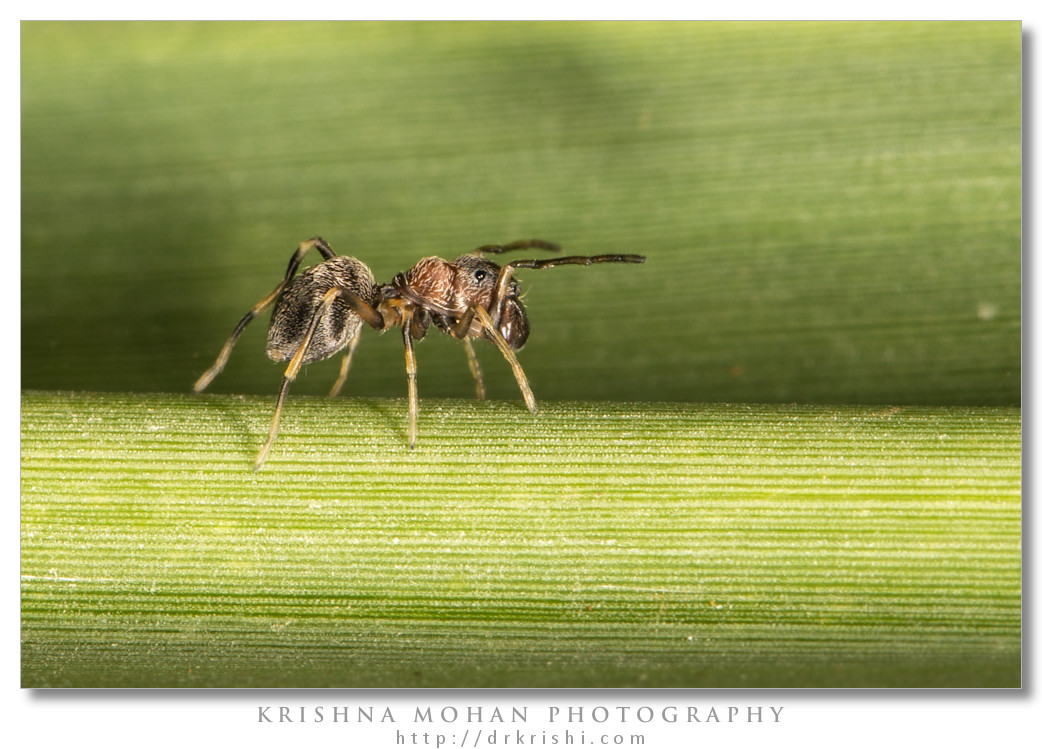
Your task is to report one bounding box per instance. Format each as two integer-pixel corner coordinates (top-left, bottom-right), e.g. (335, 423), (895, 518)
(193, 237), (645, 469)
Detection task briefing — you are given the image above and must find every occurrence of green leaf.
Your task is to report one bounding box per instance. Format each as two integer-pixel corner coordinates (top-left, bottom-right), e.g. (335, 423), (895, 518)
(21, 391), (1020, 687)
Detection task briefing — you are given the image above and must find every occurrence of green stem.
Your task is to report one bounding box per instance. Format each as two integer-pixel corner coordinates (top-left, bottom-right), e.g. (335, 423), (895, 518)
(21, 391), (1020, 687)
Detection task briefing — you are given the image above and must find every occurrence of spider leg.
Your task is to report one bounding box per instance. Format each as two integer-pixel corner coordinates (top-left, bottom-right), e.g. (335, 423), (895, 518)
(338, 288), (391, 332)
(328, 326), (362, 398)
(399, 307), (420, 449)
(324, 286), (396, 397)
(471, 305), (536, 414)
(255, 286), (341, 470)
(485, 264), (517, 331)
(506, 254), (646, 271)
(476, 254), (645, 333)
(472, 239), (560, 256)
(193, 237), (338, 393)
(462, 338), (486, 400)
(446, 305), (479, 339)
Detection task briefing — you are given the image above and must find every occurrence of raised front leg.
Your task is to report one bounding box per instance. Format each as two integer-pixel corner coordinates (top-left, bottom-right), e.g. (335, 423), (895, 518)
(470, 305), (537, 414)
(507, 253), (646, 271)
(472, 239), (560, 256)
(481, 253), (646, 333)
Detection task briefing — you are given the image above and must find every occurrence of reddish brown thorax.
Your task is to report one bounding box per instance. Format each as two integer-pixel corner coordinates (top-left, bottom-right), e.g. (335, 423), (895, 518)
(397, 257), (454, 311)
(395, 255), (499, 317)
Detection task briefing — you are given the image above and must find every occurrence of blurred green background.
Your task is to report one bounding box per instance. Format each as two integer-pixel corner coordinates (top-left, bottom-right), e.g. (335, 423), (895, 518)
(21, 21), (1020, 405)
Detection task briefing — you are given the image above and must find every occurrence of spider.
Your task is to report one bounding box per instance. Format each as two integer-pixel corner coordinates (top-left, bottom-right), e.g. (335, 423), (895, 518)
(193, 237), (645, 468)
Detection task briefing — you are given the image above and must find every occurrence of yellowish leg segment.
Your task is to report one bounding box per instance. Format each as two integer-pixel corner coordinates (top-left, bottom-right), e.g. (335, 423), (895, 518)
(462, 338), (486, 400)
(471, 305), (537, 414)
(400, 308), (420, 449)
(254, 287), (341, 470)
(328, 327), (362, 398)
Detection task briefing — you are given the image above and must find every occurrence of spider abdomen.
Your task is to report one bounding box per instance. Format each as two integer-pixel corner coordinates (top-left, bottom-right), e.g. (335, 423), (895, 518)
(265, 256), (378, 364)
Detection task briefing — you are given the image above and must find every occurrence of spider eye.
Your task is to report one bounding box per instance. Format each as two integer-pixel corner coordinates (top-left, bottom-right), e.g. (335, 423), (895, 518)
(473, 269), (487, 282)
